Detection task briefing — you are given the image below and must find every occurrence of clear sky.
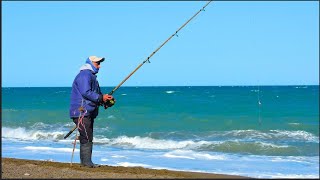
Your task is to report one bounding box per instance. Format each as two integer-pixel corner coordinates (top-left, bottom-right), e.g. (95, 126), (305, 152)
(2, 1), (319, 87)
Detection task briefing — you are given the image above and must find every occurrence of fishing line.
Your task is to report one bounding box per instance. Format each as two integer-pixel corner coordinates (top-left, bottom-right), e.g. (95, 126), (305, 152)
(258, 85), (262, 125)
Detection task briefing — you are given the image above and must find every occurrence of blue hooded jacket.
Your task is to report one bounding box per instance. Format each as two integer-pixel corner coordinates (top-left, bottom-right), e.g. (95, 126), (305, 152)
(69, 59), (103, 119)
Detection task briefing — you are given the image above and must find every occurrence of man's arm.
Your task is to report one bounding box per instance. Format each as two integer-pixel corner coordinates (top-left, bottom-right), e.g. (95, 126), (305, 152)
(76, 72), (102, 104)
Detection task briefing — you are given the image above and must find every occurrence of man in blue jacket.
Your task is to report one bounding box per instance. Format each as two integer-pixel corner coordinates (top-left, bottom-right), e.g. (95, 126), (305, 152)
(70, 55), (114, 168)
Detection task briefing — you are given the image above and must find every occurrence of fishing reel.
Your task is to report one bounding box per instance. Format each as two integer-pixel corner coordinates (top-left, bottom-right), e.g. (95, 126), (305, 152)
(103, 98), (115, 109)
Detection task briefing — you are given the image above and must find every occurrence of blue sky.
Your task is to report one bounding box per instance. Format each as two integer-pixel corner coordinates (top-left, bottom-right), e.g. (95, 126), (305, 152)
(2, 1), (319, 87)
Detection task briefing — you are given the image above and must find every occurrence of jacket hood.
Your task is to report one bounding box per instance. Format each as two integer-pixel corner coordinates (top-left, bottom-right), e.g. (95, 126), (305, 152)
(79, 58), (99, 74)
(79, 64), (94, 72)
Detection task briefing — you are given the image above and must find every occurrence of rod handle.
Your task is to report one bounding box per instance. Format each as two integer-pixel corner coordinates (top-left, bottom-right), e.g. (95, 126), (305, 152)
(64, 126), (77, 139)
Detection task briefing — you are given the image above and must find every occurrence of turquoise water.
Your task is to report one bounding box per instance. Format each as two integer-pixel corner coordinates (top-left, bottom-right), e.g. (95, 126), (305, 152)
(2, 86), (319, 178)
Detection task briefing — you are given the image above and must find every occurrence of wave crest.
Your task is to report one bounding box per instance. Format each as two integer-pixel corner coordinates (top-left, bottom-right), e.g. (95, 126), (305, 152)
(2, 127), (65, 141)
(2, 127), (318, 156)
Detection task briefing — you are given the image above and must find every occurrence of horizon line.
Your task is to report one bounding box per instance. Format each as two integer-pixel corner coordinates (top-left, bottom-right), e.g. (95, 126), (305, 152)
(2, 84), (319, 88)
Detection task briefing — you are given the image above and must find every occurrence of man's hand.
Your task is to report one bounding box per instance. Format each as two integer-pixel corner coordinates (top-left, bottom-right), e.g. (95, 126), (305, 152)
(102, 94), (116, 109)
(103, 94), (113, 102)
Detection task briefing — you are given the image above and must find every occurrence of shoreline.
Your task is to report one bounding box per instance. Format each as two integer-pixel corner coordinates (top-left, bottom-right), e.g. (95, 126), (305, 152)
(2, 158), (249, 179)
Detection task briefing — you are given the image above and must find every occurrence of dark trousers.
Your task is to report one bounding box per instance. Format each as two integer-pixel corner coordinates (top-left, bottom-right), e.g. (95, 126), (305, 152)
(72, 116), (94, 144)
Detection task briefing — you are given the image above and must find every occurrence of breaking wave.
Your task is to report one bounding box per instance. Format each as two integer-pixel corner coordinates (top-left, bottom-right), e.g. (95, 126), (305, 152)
(206, 129), (319, 143)
(2, 127), (65, 141)
(2, 127), (318, 156)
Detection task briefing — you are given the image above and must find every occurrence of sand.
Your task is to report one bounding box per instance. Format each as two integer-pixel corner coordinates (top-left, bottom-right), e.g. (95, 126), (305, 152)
(1, 158), (249, 179)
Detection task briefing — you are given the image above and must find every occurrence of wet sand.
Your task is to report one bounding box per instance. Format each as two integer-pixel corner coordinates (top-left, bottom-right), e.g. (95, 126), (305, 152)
(2, 158), (249, 179)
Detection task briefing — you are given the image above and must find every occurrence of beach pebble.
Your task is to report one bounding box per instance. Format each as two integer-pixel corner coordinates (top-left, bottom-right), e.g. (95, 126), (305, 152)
(24, 173), (30, 176)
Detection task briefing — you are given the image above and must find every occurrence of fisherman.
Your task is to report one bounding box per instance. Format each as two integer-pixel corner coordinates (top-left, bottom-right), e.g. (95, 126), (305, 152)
(69, 55), (115, 168)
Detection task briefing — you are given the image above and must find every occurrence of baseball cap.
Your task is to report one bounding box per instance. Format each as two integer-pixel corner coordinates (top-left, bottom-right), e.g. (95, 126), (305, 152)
(89, 56), (105, 63)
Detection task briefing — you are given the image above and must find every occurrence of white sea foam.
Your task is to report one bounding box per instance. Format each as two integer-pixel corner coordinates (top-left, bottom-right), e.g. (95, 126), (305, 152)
(221, 129), (319, 143)
(31, 122), (50, 129)
(93, 137), (111, 144)
(64, 122), (75, 128)
(222, 129), (273, 140)
(270, 156), (315, 164)
(2, 127), (65, 141)
(95, 136), (288, 153)
(164, 153), (195, 159)
(164, 150), (225, 160)
(294, 86), (308, 89)
(270, 130), (319, 143)
(111, 155), (127, 158)
(110, 136), (201, 149)
(116, 162), (151, 168)
(211, 139), (287, 148)
(288, 123), (300, 126)
(23, 146), (78, 153)
(255, 141), (289, 148)
(165, 91), (175, 94)
(264, 174), (318, 179)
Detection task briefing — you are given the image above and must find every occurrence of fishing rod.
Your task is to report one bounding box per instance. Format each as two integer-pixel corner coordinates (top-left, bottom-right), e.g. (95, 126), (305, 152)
(108, 0), (212, 96)
(64, 1), (213, 139)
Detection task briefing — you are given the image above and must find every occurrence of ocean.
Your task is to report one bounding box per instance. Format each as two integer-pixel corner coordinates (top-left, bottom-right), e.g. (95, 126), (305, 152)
(2, 86), (319, 178)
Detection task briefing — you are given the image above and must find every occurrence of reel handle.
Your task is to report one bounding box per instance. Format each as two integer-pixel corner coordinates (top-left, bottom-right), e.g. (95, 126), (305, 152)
(103, 98), (115, 109)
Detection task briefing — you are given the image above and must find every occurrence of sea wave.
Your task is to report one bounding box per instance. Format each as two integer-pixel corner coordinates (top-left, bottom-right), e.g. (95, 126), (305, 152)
(31, 122), (51, 129)
(196, 141), (300, 156)
(209, 129), (319, 143)
(93, 136), (316, 156)
(269, 130), (319, 142)
(63, 122), (75, 128)
(3, 127), (318, 144)
(150, 130), (319, 143)
(2, 127), (65, 141)
(2, 127), (318, 156)
(108, 136), (199, 149)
